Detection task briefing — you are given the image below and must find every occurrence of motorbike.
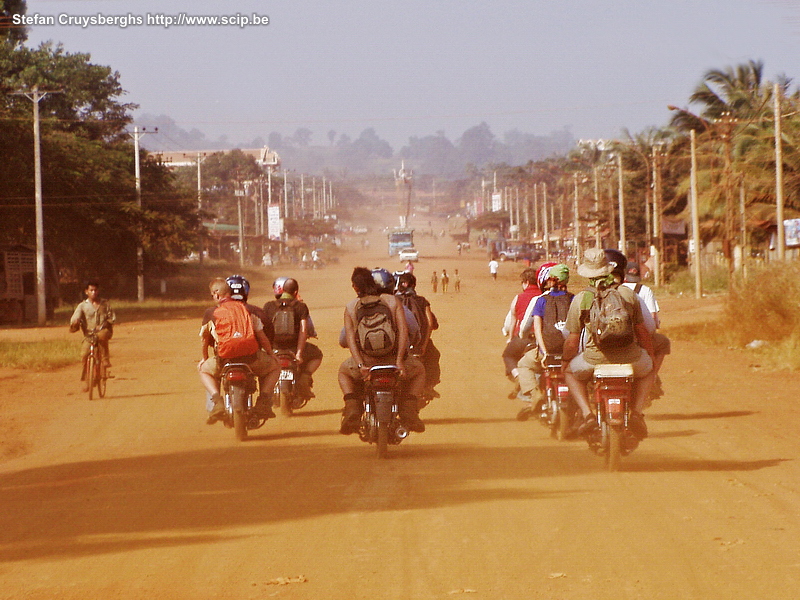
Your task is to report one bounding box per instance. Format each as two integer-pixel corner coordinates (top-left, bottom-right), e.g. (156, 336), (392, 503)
(358, 365), (410, 458)
(537, 354), (581, 440)
(272, 349), (310, 417)
(220, 361), (267, 441)
(585, 363), (639, 471)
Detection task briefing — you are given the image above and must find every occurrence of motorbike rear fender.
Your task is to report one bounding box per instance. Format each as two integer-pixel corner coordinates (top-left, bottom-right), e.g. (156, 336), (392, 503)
(372, 390), (395, 423)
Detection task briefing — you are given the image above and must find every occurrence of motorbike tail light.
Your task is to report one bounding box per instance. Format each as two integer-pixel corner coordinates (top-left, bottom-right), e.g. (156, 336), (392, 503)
(278, 357), (292, 368)
(372, 376), (396, 389)
(225, 370), (248, 383)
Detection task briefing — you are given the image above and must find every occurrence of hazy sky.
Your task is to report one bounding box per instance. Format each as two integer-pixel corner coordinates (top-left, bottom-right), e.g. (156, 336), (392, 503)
(23, 0), (800, 152)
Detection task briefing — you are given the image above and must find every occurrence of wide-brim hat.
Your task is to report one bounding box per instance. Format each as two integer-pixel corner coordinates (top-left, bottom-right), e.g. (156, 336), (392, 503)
(577, 247), (612, 278)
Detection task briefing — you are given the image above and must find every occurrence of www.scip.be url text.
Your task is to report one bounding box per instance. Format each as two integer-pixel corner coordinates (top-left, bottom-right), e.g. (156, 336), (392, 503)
(13, 13), (270, 29)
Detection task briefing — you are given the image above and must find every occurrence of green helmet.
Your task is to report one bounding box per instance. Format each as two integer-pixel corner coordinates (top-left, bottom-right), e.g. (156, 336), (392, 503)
(548, 263), (570, 284)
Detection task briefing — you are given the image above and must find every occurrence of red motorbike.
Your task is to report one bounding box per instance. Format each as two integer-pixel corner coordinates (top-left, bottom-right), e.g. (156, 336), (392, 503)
(586, 363), (639, 471)
(220, 362), (267, 441)
(537, 354), (581, 440)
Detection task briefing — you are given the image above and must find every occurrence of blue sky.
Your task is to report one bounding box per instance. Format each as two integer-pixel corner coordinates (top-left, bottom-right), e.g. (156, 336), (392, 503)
(23, 0), (800, 151)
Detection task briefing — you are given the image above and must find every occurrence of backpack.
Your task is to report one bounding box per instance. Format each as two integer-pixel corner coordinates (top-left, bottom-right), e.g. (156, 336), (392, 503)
(541, 292), (573, 354)
(355, 296), (397, 357)
(582, 286), (635, 351)
(399, 294), (427, 348)
(272, 300), (297, 347)
(214, 300), (260, 359)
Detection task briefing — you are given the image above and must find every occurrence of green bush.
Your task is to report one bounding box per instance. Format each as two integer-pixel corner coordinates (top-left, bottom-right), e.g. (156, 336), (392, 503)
(724, 261), (800, 346)
(665, 264), (730, 295)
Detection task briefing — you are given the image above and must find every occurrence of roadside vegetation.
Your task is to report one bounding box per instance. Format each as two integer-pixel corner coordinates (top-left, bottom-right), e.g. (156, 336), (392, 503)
(661, 261), (800, 370)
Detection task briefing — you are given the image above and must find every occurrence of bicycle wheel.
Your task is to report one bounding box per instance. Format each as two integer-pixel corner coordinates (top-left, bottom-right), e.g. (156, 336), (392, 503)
(97, 361), (107, 398)
(87, 353), (96, 400)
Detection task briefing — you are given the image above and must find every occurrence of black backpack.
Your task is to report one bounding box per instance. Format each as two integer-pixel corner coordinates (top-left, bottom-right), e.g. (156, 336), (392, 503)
(355, 296), (397, 357)
(272, 300), (297, 347)
(541, 292), (573, 354)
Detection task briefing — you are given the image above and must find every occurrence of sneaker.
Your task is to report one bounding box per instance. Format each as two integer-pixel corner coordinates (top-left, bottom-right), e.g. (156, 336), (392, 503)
(578, 413), (598, 436)
(339, 415), (361, 435)
(516, 405), (532, 421)
(209, 394), (225, 419)
(254, 395), (276, 419)
(629, 412), (648, 439)
(402, 414), (426, 433)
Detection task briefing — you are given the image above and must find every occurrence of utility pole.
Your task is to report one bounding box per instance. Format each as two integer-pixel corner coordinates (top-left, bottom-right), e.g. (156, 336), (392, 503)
(300, 173), (305, 217)
(542, 182), (550, 261)
(128, 126), (157, 302)
(690, 129), (703, 298)
(573, 174), (580, 260)
(12, 86), (59, 325)
(617, 153), (626, 255)
(774, 82), (786, 261)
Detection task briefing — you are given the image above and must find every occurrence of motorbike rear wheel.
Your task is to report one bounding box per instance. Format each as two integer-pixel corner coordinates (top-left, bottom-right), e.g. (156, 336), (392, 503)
(606, 425), (622, 471)
(556, 407), (570, 441)
(231, 387), (248, 441)
(376, 422), (389, 458)
(279, 381), (293, 417)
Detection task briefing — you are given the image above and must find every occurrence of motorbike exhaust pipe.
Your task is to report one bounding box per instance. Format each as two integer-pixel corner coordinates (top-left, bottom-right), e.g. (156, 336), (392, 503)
(395, 425), (409, 440)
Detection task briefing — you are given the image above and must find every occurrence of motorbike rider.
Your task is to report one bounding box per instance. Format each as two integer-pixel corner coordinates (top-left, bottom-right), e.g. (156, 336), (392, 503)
(561, 248), (656, 439)
(262, 276), (323, 402)
(501, 265), (550, 399)
(338, 267), (426, 435)
(515, 264), (573, 420)
(69, 279), (116, 391)
(198, 278), (280, 424)
(395, 271), (441, 402)
(606, 251), (671, 403)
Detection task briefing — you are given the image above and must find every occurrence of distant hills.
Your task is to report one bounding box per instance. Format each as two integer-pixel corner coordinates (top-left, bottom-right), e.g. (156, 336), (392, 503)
(136, 114), (574, 178)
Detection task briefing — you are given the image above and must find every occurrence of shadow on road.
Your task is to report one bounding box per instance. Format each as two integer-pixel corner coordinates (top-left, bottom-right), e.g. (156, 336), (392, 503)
(649, 411), (755, 421)
(0, 441), (593, 563)
(623, 457), (787, 473)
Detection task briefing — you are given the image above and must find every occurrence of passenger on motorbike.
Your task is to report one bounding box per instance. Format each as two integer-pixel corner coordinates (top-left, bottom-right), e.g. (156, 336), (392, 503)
(69, 279), (116, 391)
(616, 256), (670, 401)
(501, 266), (545, 398)
(198, 278), (280, 424)
(515, 264), (573, 420)
(338, 267), (426, 435)
(395, 271), (441, 402)
(262, 277), (323, 401)
(561, 248), (656, 439)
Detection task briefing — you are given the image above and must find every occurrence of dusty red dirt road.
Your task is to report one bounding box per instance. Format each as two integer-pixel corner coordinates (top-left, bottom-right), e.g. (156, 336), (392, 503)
(1, 227), (800, 600)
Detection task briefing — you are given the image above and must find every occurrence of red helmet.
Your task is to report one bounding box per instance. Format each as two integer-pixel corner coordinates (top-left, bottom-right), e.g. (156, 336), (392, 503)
(272, 276), (289, 299)
(536, 262), (558, 290)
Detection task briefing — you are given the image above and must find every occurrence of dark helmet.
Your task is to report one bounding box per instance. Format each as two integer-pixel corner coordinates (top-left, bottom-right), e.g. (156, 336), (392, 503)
(603, 249), (627, 278)
(371, 268), (395, 294)
(226, 274), (250, 302)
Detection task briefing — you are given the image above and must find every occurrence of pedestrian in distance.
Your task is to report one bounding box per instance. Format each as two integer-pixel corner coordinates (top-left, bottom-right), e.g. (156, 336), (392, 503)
(431, 270), (438, 293)
(489, 259), (499, 280)
(454, 269), (461, 292)
(440, 269), (449, 293)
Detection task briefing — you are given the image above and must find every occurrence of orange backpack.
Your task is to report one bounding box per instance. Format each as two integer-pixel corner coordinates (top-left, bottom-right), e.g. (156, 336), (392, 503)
(214, 300), (260, 359)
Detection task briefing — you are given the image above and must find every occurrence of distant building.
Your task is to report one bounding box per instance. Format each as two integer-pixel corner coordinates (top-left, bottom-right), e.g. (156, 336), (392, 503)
(153, 147), (281, 168)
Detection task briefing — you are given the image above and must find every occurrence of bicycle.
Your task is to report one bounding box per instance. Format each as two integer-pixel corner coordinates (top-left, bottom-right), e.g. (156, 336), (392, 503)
(84, 329), (108, 400)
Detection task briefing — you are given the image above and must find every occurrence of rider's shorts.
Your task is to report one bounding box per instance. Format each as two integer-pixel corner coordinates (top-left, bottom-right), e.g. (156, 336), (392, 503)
(567, 348), (653, 381)
(338, 354), (425, 382)
(200, 349), (279, 378)
(652, 332), (671, 356)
